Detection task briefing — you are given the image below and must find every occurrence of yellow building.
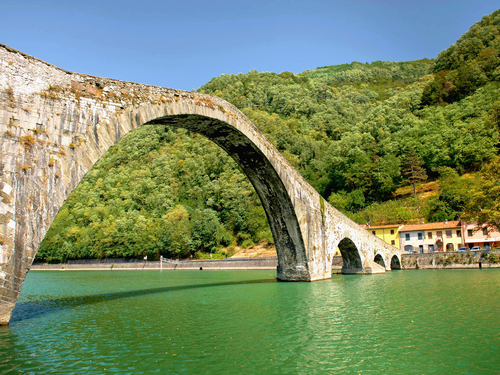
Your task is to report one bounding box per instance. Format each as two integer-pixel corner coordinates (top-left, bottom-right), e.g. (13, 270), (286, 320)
(362, 224), (403, 248)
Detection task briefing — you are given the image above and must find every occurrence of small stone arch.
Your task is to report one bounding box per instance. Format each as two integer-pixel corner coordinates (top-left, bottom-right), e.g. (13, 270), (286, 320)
(338, 238), (363, 273)
(374, 253), (386, 268)
(390, 255), (401, 270)
(404, 245), (414, 252)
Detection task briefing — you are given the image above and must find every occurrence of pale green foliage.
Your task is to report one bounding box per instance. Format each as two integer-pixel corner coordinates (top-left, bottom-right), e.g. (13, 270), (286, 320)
(463, 157), (500, 231)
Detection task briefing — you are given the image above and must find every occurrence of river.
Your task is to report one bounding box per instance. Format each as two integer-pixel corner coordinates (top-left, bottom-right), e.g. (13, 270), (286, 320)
(0, 269), (498, 374)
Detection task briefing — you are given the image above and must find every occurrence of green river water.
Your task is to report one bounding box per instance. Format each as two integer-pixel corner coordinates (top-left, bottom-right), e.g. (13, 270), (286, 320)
(0, 269), (499, 374)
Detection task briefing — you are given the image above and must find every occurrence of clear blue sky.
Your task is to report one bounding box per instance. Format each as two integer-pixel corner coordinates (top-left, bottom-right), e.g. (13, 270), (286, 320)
(2, 1), (499, 91)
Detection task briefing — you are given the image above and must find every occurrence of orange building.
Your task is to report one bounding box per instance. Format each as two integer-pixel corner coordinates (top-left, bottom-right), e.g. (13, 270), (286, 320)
(462, 222), (500, 249)
(399, 221), (464, 253)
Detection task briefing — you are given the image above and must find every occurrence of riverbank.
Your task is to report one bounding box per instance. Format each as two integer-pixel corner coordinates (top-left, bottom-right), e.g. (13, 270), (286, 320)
(30, 257), (279, 271)
(30, 250), (500, 271)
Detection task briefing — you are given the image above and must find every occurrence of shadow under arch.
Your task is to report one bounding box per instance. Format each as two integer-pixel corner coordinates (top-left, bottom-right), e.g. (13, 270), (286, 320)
(10, 277), (277, 323)
(139, 114), (309, 279)
(337, 238), (362, 273)
(374, 253), (386, 268)
(390, 255), (401, 270)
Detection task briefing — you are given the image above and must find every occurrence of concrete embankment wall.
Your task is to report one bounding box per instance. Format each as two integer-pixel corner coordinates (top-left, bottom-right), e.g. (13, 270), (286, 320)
(401, 249), (500, 270)
(31, 257), (279, 271)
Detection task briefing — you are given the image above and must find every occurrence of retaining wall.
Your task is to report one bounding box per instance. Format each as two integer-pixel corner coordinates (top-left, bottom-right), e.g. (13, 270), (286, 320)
(31, 257), (278, 271)
(31, 251), (500, 272)
(401, 249), (500, 269)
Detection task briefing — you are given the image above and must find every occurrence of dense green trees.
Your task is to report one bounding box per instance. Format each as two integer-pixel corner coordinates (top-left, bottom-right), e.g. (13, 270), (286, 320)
(422, 10), (500, 105)
(200, 61), (499, 211)
(37, 127), (271, 262)
(37, 9), (500, 262)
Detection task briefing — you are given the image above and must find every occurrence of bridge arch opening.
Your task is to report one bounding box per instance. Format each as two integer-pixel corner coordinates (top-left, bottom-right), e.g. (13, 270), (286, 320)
(374, 253), (386, 268)
(390, 255), (401, 270)
(37, 113), (309, 280)
(337, 238), (362, 272)
(146, 114), (308, 279)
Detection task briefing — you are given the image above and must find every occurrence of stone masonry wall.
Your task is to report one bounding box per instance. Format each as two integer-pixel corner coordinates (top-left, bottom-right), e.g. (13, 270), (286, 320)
(401, 249), (500, 269)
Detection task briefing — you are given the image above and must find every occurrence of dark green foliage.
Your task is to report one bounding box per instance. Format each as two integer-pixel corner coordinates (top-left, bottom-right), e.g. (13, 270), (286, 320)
(200, 60), (436, 205)
(425, 168), (474, 222)
(401, 149), (427, 198)
(422, 10), (500, 105)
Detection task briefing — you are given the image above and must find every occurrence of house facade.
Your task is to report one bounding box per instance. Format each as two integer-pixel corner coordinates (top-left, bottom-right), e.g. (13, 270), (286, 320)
(462, 222), (500, 248)
(363, 224), (402, 249)
(399, 221), (464, 253)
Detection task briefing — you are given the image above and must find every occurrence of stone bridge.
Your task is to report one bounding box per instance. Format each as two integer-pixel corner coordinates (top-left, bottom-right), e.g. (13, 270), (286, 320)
(0, 44), (401, 325)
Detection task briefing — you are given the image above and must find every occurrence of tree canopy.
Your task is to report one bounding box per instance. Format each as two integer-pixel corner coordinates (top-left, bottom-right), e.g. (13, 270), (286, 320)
(422, 9), (500, 105)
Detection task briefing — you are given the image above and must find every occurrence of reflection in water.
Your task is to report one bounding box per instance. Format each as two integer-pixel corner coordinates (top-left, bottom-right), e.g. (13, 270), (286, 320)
(1, 269), (499, 374)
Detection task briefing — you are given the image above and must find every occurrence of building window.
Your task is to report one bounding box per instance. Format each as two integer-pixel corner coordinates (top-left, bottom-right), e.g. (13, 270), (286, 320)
(428, 232), (433, 239)
(456, 230), (461, 237)
(390, 229), (395, 235)
(404, 245), (413, 252)
(419, 245), (424, 253)
(372, 231), (376, 235)
(446, 230), (452, 238)
(405, 233), (410, 241)
(428, 244), (435, 252)
(483, 228), (488, 235)
(437, 231), (442, 238)
(418, 233), (423, 240)
(391, 240), (395, 246)
(468, 229), (473, 237)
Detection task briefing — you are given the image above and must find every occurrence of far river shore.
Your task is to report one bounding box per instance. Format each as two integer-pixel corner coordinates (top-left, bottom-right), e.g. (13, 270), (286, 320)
(30, 250), (500, 271)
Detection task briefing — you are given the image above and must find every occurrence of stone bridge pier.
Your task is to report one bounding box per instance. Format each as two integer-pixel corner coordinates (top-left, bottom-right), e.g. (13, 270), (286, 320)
(0, 44), (401, 325)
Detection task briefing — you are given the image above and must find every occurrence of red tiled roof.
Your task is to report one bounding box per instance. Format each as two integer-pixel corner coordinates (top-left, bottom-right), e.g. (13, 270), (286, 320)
(400, 221), (461, 231)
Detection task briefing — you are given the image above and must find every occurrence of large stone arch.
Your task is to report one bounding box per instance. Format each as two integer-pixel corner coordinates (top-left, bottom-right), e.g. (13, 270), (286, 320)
(0, 44), (401, 324)
(146, 114), (308, 278)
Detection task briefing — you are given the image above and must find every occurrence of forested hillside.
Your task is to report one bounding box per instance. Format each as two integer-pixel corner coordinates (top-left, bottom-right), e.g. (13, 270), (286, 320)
(36, 9), (500, 262)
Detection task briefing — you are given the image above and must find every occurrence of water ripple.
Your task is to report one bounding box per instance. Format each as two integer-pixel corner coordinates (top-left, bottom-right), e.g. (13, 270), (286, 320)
(1, 269), (499, 374)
